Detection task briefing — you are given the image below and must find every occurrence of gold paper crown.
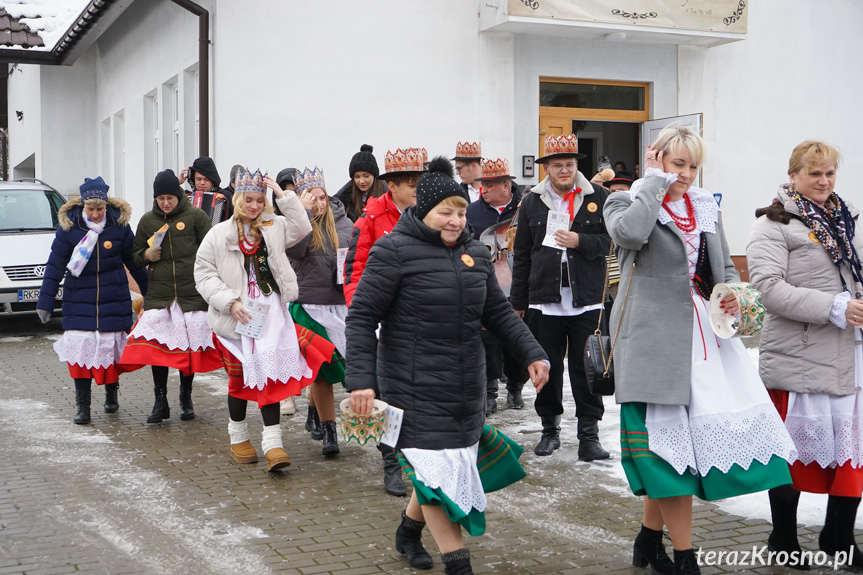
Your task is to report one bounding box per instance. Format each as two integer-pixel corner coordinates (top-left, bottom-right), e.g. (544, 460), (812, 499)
(455, 141), (481, 159)
(384, 147), (426, 174)
(481, 158), (512, 179)
(237, 169), (266, 194)
(294, 166), (326, 194)
(544, 134), (580, 156)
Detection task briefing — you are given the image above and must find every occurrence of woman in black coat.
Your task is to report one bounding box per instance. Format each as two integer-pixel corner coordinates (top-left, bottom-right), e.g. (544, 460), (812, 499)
(346, 158), (549, 575)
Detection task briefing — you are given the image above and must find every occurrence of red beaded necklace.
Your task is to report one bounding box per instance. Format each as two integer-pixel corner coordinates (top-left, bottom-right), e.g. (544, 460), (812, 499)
(239, 232), (259, 255)
(661, 193), (697, 233)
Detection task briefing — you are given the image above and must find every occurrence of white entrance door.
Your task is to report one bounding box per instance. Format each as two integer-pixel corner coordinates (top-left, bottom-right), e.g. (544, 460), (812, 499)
(641, 113), (703, 187)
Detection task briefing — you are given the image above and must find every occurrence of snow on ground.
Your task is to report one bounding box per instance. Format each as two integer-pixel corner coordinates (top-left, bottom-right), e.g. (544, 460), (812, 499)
(3, 0), (90, 51)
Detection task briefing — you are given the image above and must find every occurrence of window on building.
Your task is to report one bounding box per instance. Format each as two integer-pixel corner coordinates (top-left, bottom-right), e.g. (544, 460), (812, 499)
(144, 89), (160, 183)
(101, 117), (111, 184)
(183, 64), (200, 165)
(113, 110), (125, 199)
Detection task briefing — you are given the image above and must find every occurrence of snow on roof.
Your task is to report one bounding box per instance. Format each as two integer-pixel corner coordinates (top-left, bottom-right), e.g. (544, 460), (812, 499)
(1, 0), (92, 51)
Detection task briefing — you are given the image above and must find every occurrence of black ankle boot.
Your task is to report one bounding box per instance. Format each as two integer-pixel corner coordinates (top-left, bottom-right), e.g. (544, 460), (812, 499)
(103, 383), (119, 413)
(632, 525), (673, 574)
(147, 383), (169, 423)
(767, 486), (811, 570)
(506, 388), (524, 409)
(179, 380), (195, 420)
(577, 416), (610, 461)
(672, 548), (701, 575)
(321, 420), (340, 456)
(74, 388), (91, 424)
(441, 548), (472, 574)
(534, 415), (561, 456)
(305, 406), (323, 440)
(819, 495), (863, 569)
(379, 444), (407, 496)
(395, 511), (433, 570)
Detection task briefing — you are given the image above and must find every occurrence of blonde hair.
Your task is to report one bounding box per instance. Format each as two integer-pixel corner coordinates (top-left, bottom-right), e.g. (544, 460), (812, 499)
(308, 189), (339, 252)
(83, 198), (107, 207)
(787, 140), (841, 176)
(232, 190), (274, 245)
(652, 125), (705, 167)
(436, 195), (469, 210)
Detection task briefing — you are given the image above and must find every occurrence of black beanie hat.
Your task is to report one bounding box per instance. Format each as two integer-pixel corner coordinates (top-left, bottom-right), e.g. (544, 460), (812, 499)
(276, 167), (298, 189)
(415, 156), (470, 220)
(349, 144), (379, 178)
(153, 169), (184, 199)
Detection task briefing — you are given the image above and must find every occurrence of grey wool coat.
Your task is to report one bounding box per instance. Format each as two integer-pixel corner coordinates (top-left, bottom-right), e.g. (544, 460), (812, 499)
(603, 176), (739, 406)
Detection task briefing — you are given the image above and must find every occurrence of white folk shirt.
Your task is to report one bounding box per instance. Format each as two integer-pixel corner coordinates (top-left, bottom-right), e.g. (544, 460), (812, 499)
(467, 184), (481, 204)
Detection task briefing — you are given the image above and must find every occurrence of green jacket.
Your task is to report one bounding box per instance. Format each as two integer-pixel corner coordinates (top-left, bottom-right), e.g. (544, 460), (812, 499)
(133, 193), (212, 312)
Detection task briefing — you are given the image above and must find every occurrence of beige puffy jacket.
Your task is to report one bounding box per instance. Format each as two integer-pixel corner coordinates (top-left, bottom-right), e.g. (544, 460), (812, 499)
(194, 193), (312, 338)
(747, 187), (862, 395)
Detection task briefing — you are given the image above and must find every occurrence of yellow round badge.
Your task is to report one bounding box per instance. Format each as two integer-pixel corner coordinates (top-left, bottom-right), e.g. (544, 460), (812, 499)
(461, 254), (475, 267)
(176, 222), (185, 231)
(587, 202), (598, 213)
(808, 232), (820, 243)
(103, 241), (112, 250)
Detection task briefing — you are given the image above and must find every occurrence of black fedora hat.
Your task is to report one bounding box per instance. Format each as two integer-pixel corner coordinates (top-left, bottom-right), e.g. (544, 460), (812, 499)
(603, 170), (635, 188)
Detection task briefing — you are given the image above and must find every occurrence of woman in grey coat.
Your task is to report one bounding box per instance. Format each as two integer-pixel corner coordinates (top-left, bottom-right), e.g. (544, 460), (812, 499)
(748, 140), (863, 569)
(604, 126), (795, 575)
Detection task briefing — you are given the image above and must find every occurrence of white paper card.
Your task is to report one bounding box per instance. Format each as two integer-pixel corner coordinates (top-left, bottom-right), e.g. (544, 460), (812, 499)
(336, 248), (348, 285)
(541, 210), (570, 251)
(380, 405), (404, 448)
(233, 298), (269, 339)
(152, 230), (167, 248)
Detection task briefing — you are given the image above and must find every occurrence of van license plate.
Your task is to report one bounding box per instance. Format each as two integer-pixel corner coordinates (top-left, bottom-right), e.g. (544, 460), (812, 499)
(18, 287), (62, 302)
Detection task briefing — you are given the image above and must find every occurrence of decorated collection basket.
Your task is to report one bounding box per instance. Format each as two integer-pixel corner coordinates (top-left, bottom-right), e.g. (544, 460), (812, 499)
(339, 398), (388, 447)
(709, 282), (765, 339)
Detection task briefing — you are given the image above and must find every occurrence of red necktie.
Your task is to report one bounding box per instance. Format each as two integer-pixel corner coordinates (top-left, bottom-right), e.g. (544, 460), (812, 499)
(564, 187), (582, 221)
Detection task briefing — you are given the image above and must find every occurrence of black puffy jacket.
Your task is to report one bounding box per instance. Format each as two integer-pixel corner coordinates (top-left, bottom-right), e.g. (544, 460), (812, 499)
(345, 207), (548, 450)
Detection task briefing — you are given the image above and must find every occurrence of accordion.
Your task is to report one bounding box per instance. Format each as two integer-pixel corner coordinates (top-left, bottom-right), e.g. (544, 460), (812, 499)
(187, 190), (229, 225)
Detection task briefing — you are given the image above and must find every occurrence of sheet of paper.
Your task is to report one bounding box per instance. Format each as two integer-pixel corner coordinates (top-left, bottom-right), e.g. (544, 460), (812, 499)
(233, 297), (269, 339)
(147, 224), (169, 247)
(336, 248), (348, 285)
(380, 405), (404, 448)
(541, 210), (570, 251)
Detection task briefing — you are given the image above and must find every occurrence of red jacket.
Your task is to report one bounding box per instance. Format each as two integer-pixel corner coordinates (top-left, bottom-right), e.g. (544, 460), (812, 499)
(343, 191), (402, 306)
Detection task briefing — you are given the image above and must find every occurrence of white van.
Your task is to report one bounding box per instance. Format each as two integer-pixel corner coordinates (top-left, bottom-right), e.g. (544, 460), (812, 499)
(0, 179), (67, 315)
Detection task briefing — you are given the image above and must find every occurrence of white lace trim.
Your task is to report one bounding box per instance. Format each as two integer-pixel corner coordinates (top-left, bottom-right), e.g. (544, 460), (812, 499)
(302, 303), (348, 357)
(401, 444), (486, 515)
(785, 388), (863, 469)
(129, 302), (214, 351)
(657, 189), (718, 234)
(830, 291), (852, 329)
(54, 330), (127, 369)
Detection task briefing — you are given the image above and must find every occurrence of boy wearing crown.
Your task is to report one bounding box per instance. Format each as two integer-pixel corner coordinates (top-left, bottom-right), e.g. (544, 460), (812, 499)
(510, 134), (612, 461)
(452, 142), (483, 203)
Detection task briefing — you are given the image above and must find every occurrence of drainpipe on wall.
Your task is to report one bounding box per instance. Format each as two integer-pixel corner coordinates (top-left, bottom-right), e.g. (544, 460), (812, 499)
(169, 0), (209, 157)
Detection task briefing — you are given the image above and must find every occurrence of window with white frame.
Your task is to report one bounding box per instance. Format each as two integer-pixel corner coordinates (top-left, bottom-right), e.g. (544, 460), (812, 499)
(144, 89), (160, 183)
(113, 110), (125, 199)
(101, 118), (111, 183)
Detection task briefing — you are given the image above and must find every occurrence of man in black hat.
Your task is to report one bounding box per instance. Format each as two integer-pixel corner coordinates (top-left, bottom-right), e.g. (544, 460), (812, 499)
(604, 170), (635, 193)
(510, 134), (611, 461)
(179, 157), (233, 222)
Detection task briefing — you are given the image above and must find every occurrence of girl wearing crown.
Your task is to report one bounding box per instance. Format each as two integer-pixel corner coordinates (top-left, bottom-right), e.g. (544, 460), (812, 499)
(194, 168), (335, 472)
(285, 166), (353, 458)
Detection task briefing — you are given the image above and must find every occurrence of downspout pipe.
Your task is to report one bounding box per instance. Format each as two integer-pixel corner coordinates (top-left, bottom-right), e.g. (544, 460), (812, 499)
(169, 0), (209, 157)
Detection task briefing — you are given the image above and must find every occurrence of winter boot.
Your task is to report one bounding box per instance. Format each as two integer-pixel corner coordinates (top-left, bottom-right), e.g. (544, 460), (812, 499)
(506, 388), (525, 410)
(321, 420), (340, 457)
(179, 378), (195, 420)
(262, 424), (291, 471)
(672, 548), (701, 575)
(280, 396), (297, 415)
(228, 420), (258, 463)
(441, 548), (473, 574)
(577, 416), (610, 461)
(74, 388), (91, 425)
(147, 382), (170, 423)
(767, 486), (811, 570)
(305, 405), (323, 440)
(819, 495), (863, 569)
(534, 415), (561, 456)
(103, 383), (119, 413)
(632, 524), (674, 575)
(379, 443), (407, 496)
(394, 511), (433, 570)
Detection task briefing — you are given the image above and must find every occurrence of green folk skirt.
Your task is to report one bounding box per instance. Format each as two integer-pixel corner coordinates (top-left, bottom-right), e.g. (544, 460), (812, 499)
(287, 302), (345, 386)
(620, 402), (792, 501)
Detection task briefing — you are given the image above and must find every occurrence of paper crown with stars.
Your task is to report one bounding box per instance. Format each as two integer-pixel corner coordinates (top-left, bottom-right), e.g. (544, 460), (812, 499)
(236, 169), (266, 194)
(293, 166), (326, 194)
(536, 134), (586, 163)
(451, 141), (482, 161)
(476, 157), (516, 182)
(379, 147), (427, 180)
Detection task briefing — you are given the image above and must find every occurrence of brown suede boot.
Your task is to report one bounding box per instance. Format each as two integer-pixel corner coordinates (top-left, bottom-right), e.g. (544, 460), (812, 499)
(265, 448), (291, 471)
(230, 440), (259, 463)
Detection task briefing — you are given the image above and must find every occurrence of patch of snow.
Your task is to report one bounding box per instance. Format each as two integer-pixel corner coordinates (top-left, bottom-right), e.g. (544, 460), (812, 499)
(0, 336), (31, 343)
(3, 0), (91, 52)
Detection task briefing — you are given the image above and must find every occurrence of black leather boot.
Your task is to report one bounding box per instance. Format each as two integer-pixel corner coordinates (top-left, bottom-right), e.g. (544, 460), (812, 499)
(632, 524), (674, 575)
(305, 405), (323, 440)
(321, 420), (340, 457)
(767, 486), (811, 570)
(379, 444), (407, 496)
(534, 415), (561, 456)
(672, 548), (701, 575)
(147, 383), (170, 423)
(395, 511), (433, 570)
(179, 379), (195, 420)
(441, 548), (473, 574)
(103, 383), (119, 413)
(577, 417), (610, 461)
(819, 495), (863, 569)
(74, 388), (91, 425)
(506, 388), (524, 410)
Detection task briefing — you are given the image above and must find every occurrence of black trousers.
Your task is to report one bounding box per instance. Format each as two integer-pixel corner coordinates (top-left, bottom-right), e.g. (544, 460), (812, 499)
(480, 328), (528, 398)
(529, 310), (605, 420)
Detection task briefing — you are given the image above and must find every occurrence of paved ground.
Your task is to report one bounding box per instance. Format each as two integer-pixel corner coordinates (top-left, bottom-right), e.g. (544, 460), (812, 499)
(0, 315), (854, 574)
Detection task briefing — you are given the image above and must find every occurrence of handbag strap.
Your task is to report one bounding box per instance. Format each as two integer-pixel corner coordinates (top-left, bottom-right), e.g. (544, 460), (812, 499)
(594, 241), (614, 333)
(594, 240), (637, 378)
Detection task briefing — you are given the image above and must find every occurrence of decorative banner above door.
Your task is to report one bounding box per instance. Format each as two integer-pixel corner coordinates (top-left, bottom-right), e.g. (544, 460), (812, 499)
(508, 0), (748, 34)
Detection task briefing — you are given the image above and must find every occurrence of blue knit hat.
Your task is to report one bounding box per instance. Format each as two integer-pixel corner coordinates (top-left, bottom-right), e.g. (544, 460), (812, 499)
(79, 177), (109, 202)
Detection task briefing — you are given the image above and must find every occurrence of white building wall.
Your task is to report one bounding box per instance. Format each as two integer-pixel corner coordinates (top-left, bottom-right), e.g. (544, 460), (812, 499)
(679, 0), (863, 254)
(7, 63), (42, 180)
